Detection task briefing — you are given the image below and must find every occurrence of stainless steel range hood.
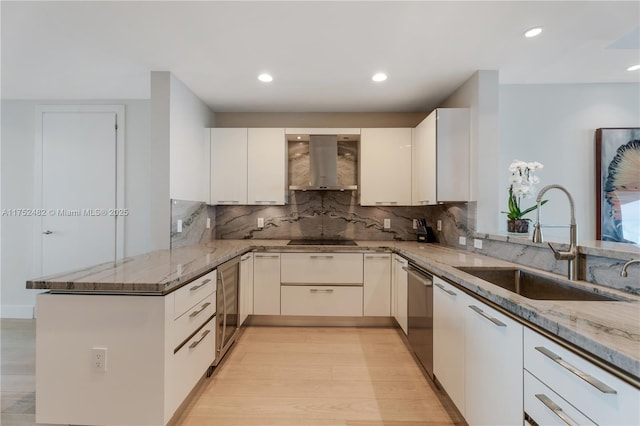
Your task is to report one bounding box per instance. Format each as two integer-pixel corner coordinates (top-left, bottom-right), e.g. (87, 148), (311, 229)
(288, 134), (358, 191)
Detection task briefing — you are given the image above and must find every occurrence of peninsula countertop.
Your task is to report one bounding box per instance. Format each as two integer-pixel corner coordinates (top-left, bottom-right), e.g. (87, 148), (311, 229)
(27, 239), (640, 383)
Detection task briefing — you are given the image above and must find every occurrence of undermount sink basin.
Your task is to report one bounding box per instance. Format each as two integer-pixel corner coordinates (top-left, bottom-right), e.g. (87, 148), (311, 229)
(455, 266), (622, 302)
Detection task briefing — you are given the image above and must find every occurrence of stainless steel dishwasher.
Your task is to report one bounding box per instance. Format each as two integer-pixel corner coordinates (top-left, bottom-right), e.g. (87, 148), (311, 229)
(405, 263), (434, 379)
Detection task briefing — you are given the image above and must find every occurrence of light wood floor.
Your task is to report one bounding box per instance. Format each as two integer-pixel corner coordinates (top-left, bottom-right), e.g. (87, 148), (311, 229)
(1, 320), (462, 426)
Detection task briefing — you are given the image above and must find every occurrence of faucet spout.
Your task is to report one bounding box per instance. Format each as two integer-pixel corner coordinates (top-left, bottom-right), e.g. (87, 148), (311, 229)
(621, 259), (640, 277)
(532, 184), (579, 281)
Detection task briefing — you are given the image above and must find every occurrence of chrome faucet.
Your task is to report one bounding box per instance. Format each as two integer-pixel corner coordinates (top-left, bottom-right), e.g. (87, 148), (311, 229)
(621, 259), (640, 277)
(532, 184), (579, 281)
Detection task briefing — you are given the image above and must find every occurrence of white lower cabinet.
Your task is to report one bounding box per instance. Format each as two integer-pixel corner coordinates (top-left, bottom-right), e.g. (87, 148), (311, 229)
(363, 253), (391, 316)
(524, 370), (595, 425)
(35, 272), (218, 426)
(253, 253), (281, 315)
(392, 254), (408, 334)
(433, 276), (469, 415)
(524, 327), (639, 426)
(281, 285), (363, 316)
(239, 252), (254, 325)
(464, 296), (523, 426)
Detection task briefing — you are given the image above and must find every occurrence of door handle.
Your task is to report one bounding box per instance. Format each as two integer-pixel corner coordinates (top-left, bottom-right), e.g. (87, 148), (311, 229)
(534, 394), (580, 426)
(535, 346), (616, 394)
(402, 266), (432, 286)
(42, 230), (53, 235)
(468, 305), (506, 327)
(435, 282), (456, 296)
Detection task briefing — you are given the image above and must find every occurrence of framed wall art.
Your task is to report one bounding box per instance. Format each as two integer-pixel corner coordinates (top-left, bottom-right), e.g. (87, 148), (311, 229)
(595, 128), (640, 244)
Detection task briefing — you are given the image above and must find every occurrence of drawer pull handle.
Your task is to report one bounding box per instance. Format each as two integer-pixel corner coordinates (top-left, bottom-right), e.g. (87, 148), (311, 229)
(394, 258), (405, 264)
(188, 329), (211, 349)
(435, 283), (456, 296)
(309, 255), (334, 259)
(217, 200), (239, 203)
(189, 302), (211, 318)
(375, 201), (398, 205)
(255, 254), (279, 258)
(535, 394), (579, 426)
(535, 346), (617, 394)
(468, 305), (506, 327)
(310, 289), (334, 293)
(365, 255), (388, 259)
(254, 200), (277, 204)
(189, 279), (211, 292)
(241, 255), (251, 261)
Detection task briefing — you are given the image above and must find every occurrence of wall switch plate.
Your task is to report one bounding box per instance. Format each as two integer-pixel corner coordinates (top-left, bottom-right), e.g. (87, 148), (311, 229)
(437, 220), (442, 231)
(92, 347), (107, 372)
(384, 219), (391, 229)
(459, 236), (466, 245)
(257, 217), (264, 228)
(176, 220), (183, 233)
(474, 239), (483, 249)
(413, 219), (418, 229)
(206, 218), (211, 229)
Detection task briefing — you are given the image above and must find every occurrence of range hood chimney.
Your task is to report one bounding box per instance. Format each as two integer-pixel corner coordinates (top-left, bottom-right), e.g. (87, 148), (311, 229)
(288, 134), (358, 191)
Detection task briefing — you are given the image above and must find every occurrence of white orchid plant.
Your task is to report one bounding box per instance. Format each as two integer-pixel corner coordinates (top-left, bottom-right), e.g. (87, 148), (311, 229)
(502, 160), (547, 221)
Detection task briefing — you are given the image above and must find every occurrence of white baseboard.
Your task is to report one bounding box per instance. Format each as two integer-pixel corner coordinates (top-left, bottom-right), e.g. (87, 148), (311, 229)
(1, 305), (35, 319)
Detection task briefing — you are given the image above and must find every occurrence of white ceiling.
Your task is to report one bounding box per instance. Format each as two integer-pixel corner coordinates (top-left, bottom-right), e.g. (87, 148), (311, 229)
(2, 1), (639, 112)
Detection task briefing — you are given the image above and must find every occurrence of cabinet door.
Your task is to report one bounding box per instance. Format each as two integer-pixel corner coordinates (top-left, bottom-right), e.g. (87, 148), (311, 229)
(412, 112), (436, 206)
(392, 254), (408, 334)
(239, 253), (254, 325)
(436, 109), (470, 202)
(363, 254), (391, 316)
(253, 253), (281, 315)
(210, 128), (248, 205)
(281, 285), (363, 316)
(465, 298), (523, 426)
(247, 128), (286, 205)
(433, 276), (468, 415)
(360, 128), (412, 206)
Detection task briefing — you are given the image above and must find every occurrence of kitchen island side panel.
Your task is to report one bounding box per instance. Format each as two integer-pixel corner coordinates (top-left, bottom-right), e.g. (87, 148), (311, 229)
(35, 293), (172, 426)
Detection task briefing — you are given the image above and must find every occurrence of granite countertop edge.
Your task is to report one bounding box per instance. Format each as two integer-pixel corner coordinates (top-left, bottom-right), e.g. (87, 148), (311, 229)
(26, 239), (640, 381)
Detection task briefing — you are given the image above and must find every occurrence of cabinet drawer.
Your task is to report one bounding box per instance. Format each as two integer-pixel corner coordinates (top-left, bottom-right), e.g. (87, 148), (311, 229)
(173, 292), (216, 350)
(174, 270), (216, 319)
(172, 316), (216, 410)
(524, 328), (639, 425)
(525, 370), (595, 426)
(281, 285), (363, 316)
(281, 253), (363, 284)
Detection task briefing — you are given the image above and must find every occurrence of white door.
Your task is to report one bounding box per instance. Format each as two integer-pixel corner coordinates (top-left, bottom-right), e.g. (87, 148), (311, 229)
(37, 106), (124, 276)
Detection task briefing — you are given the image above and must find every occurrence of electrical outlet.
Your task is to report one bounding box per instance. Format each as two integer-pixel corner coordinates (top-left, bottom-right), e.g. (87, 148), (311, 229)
(206, 218), (211, 229)
(176, 220), (183, 233)
(92, 347), (107, 372)
(458, 236), (466, 245)
(413, 219), (418, 229)
(384, 219), (391, 229)
(474, 239), (483, 249)
(437, 220), (442, 231)
(257, 217), (264, 228)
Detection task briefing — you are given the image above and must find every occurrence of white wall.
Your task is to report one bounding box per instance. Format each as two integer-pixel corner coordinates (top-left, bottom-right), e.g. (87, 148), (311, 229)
(169, 74), (214, 202)
(440, 70), (500, 234)
(500, 83), (640, 242)
(1, 100), (152, 318)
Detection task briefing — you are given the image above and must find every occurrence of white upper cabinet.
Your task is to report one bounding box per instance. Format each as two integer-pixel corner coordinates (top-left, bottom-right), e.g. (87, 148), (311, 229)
(247, 128), (286, 205)
(360, 128), (413, 206)
(411, 114), (437, 205)
(412, 108), (470, 204)
(436, 108), (470, 202)
(209, 128), (248, 205)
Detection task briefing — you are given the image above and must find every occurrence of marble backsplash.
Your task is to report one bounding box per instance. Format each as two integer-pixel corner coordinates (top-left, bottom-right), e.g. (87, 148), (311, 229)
(170, 199), (213, 249)
(214, 191), (471, 243)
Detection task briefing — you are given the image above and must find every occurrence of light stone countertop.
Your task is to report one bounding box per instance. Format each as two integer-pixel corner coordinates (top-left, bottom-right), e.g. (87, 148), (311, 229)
(26, 239), (640, 383)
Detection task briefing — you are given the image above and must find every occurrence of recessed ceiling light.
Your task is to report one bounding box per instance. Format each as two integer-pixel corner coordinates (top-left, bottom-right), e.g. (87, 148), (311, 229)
(627, 64), (640, 71)
(524, 27), (543, 38)
(372, 73), (387, 82)
(258, 73), (273, 82)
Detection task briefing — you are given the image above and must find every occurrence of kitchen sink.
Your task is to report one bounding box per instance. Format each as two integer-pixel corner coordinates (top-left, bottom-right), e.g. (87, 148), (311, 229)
(454, 266), (623, 301)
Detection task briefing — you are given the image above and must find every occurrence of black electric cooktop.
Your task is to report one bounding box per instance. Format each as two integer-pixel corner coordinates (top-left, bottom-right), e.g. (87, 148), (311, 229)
(286, 239), (358, 246)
